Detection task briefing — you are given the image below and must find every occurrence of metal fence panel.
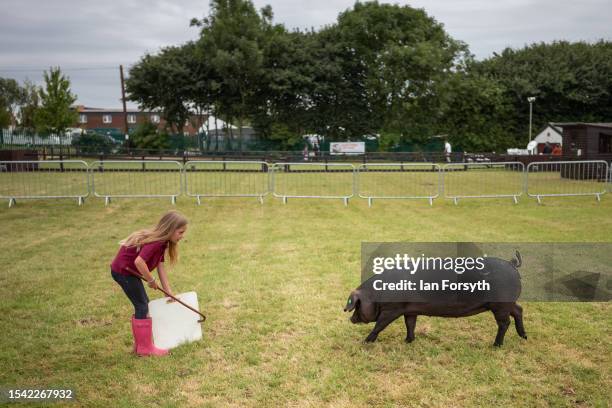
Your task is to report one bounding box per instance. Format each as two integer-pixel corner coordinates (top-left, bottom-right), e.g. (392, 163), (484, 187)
(443, 162), (525, 204)
(356, 163), (441, 206)
(183, 160), (269, 204)
(89, 160), (182, 205)
(526, 160), (608, 203)
(0, 160), (89, 207)
(271, 162), (355, 205)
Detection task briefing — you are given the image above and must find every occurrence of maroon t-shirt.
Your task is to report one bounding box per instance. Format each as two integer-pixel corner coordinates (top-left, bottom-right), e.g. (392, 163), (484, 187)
(110, 240), (168, 276)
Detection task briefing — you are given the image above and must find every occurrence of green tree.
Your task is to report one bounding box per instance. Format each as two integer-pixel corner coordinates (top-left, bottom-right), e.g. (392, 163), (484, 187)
(331, 1), (468, 142)
(18, 79), (40, 132)
(252, 24), (317, 142)
(129, 1), (471, 150)
(34, 67), (78, 137)
(474, 40), (612, 145)
(0, 77), (25, 128)
(126, 47), (192, 137)
(130, 121), (171, 151)
(195, 0), (268, 150)
(72, 131), (116, 154)
(306, 25), (372, 140)
(0, 106), (9, 129)
(182, 39), (220, 151)
(437, 68), (513, 151)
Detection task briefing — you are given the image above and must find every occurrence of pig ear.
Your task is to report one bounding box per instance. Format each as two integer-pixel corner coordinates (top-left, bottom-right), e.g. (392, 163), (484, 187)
(344, 292), (359, 312)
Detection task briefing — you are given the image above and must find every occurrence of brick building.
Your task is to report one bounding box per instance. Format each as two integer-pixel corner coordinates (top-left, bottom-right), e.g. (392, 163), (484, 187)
(74, 106), (202, 137)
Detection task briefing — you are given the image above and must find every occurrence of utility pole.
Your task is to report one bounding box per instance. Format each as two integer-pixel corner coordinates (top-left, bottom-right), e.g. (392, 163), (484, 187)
(527, 96), (536, 143)
(120, 65), (130, 153)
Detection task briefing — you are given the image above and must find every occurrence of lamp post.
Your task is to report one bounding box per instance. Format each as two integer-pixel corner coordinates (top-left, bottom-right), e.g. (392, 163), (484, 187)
(527, 96), (536, 143)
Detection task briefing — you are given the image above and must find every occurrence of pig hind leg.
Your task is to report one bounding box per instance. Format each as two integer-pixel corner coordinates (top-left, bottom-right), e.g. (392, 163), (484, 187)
(511, 303), (527, 339)
(404, 315), (417, 343)
(491, 307), (511, 347)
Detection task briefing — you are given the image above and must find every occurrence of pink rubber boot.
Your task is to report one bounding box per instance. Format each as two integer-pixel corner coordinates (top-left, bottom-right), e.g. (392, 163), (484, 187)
(132, 317), (169, 356)
(131, 315), (137, 353)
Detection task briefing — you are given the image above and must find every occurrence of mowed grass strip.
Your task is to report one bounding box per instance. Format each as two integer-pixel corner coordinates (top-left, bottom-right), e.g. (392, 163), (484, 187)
(0, 193), (610, 407)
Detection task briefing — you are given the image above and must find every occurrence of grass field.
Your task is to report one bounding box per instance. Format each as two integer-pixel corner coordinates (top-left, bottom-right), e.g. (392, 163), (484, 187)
(1, 173), (611, 407)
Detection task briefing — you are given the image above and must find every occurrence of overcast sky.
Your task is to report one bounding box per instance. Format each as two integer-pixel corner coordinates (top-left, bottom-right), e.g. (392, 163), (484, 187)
(1, 0), (610, 108)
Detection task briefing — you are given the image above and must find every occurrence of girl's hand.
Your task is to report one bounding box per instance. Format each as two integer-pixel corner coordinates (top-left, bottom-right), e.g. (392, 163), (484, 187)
(147, 278), (159, 290)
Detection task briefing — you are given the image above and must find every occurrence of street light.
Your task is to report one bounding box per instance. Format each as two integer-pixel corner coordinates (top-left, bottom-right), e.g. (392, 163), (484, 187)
(125, 133), (130, 155)
(527, 96), (536, 143)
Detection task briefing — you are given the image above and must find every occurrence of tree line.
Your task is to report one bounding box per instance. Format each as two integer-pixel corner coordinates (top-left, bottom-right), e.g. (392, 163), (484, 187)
(0, 68), (77, 136)
(126, 0), (612, 151)
(2, 0), (611, 152)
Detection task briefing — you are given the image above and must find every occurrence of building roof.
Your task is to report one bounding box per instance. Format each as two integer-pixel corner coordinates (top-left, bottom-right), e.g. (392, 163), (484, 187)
(541, 123), (563, 135)
(75, 106), (159, 114)
(550, 122), (612, 129)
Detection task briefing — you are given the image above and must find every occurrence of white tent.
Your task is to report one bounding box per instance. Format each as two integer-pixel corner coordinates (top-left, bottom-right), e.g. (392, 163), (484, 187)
(526, 140), (538, 155)
(533, 125), (562, 145)
(198, 116), (237, 133)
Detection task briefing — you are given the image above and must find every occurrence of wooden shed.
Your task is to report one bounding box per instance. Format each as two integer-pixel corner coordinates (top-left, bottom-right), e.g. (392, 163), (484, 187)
(551, 123), (612, 180)
(552, 122), (612, 157)
(0, 150), (39, 172)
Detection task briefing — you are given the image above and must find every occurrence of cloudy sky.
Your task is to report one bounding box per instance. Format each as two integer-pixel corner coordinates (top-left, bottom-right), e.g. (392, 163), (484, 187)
(1, 0), (610, 108)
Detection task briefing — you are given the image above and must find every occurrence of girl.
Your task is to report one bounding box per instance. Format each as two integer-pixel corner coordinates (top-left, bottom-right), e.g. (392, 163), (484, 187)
(110, 210), (188, 356)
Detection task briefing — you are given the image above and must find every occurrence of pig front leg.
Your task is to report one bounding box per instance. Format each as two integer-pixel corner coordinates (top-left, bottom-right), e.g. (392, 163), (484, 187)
(404, 315), (417, 343)
(364, 310), (403, 343)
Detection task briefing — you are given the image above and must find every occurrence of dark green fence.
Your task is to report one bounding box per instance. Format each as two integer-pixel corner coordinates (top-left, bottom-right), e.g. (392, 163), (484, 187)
(1, 128), (463, 162)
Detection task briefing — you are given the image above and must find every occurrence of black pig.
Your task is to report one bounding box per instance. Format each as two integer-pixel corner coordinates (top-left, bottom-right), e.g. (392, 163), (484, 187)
(344, 251), (527, 346)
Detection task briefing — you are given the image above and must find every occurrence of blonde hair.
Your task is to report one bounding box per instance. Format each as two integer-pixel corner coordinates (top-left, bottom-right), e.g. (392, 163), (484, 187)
(120, 210), (188, 265)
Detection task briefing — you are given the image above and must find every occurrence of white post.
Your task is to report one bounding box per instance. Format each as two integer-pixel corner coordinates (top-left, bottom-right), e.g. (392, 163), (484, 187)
(527, 97), (536, 143)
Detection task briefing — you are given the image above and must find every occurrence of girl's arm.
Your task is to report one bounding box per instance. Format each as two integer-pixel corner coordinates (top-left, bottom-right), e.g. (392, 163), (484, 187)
(134, 256), (158, 289)
(157, 262), (173, 296)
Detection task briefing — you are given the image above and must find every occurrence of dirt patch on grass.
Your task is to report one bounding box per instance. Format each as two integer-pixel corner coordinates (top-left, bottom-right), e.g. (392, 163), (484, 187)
(222, 298), (240, 309)
(76, 316), (112, 327)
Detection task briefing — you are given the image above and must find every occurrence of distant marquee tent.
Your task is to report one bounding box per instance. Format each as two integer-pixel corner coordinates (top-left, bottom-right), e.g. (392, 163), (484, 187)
(531, 124), (563, 153)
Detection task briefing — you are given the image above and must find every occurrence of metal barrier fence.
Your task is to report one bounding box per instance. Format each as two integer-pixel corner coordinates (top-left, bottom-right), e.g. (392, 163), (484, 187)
(183, 160), (269, 204)
(526, 160), (609, 204)
(1, 159), (610, 207)
(442, 162), (525, 204)
(270, 163), (355, 205)
(356, 163), (441, 206)
(89, 160), (182, 206)
(0, 160), (89, 207)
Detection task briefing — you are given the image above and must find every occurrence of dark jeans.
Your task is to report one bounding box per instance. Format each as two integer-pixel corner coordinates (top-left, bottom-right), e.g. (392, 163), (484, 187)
(111, 269), (149, 319)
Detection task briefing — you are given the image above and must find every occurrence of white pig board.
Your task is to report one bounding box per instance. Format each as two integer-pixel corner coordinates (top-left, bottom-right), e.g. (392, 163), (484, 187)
(149, 291), (203, 349)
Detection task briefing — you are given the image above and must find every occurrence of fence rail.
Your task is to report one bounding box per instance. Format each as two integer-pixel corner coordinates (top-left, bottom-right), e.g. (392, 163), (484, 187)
(89, 160), (182, 206)
(0, 159), (609, 207)
(270, 163), (355, 205)
(184, 160), (269, 204)
(526, 160), (609, 204)
(0, 160), (89, 207)
(357, 163), (441, 206)
(443, 162), (525, 204)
